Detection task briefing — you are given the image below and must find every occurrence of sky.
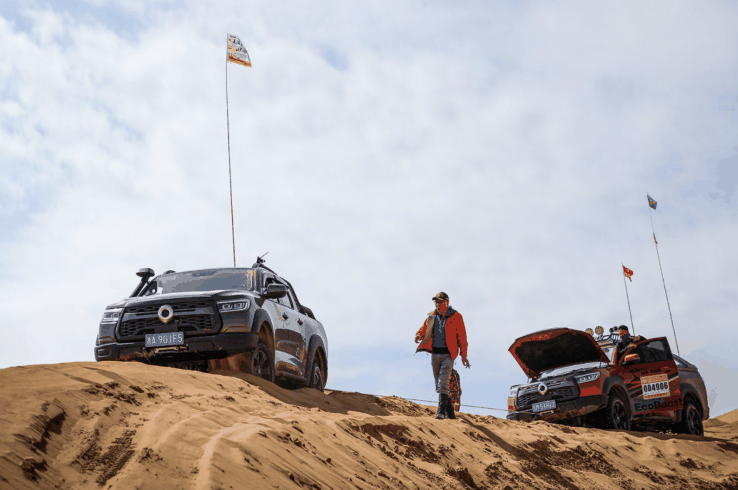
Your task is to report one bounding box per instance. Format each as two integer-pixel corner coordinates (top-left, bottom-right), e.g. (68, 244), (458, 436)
(1, 0), (737, 418)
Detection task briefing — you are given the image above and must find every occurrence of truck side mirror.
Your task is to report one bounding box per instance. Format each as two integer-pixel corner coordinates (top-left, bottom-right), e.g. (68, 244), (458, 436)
(622, 353), (640, 366)
(262, 283), (288, 299)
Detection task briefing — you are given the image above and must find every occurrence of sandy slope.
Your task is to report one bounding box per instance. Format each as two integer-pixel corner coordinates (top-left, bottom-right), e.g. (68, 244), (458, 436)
(1, 362), (737, 490)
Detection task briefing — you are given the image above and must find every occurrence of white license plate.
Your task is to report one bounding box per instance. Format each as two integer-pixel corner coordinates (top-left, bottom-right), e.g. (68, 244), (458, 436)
(145, 332), (184, 348)
(532, 400), (556, 412)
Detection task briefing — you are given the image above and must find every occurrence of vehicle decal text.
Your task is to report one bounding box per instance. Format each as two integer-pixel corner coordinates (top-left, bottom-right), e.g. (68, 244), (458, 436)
(634, 397), (682, 412)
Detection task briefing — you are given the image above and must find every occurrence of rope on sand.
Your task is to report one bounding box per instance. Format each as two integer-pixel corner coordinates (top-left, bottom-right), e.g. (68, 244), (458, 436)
(403, 397), (508, 413)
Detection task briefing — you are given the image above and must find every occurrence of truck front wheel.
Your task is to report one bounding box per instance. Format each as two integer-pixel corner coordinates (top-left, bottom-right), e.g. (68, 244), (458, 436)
(247, 339), (275, 383)
(605, 392), (630, 431)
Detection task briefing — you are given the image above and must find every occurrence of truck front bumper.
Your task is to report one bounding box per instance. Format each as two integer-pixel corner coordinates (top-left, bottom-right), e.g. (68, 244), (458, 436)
(94, 332), (259, 362)
(506, 395), (609, 422)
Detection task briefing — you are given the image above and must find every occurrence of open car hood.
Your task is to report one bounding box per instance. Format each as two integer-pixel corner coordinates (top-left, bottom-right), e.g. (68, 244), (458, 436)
(508, 328), (610, 379)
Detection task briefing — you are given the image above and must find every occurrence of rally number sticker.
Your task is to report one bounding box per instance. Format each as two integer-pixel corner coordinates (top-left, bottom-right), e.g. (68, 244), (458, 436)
(641, 374), (670, 400)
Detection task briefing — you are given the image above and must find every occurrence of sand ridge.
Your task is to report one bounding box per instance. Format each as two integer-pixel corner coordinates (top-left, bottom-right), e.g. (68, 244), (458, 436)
(1, 361), (737, 489)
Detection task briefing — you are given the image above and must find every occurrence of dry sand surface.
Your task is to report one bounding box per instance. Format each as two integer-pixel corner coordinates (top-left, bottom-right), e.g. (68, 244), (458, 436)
(1, 362), (737, 490)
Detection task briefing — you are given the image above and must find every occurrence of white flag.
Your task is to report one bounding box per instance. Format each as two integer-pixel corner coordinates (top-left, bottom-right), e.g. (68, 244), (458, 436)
(227, 33), (251, 67)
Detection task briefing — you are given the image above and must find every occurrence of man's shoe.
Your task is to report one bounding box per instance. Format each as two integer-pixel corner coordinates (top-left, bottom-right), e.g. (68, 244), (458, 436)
(445, 395), (456, 420)
(436, 394), (446, 419)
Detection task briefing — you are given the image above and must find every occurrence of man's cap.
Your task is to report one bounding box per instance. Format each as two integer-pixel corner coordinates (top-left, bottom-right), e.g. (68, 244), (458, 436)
(617, 325), (629, 333)
(432, 292), (449, 302)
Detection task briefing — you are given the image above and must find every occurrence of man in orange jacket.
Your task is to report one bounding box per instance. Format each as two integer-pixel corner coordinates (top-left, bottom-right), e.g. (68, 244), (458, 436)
(415, 292), (470, 419)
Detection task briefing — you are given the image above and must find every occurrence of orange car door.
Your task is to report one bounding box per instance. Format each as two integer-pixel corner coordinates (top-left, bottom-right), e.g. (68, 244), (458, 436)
(627, 337), (682, 420)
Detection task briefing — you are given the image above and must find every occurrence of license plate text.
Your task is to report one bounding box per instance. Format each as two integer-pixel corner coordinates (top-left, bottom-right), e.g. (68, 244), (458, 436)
(145, 332), (184, 347)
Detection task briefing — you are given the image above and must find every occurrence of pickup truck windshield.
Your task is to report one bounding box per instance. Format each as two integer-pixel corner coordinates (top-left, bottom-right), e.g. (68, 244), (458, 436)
(142, 269), (255, 295)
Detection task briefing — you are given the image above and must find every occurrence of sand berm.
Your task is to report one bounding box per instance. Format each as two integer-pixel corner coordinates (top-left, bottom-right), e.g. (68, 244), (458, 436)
(1, 362), (737, 489)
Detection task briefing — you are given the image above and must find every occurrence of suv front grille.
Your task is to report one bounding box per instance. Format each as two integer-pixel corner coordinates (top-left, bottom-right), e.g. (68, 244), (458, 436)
(124, 301), (212, 315)
(117, 300), (219, 340)
(118, 315), (216, 337)
(517, 384), (580, 409)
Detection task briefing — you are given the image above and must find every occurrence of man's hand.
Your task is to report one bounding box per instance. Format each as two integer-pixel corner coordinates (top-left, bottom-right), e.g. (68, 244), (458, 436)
(462, 357), (471, 369)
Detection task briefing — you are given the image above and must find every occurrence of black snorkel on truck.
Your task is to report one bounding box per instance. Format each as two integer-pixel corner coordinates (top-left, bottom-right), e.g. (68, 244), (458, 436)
(130, 268), (155, 297)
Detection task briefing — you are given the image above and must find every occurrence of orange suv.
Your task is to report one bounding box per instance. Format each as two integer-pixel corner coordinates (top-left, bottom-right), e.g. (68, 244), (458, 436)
(506, 327), (708, 435)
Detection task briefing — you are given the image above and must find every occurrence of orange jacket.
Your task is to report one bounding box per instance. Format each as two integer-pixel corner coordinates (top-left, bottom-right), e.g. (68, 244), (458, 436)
(415, 308), (468, 360)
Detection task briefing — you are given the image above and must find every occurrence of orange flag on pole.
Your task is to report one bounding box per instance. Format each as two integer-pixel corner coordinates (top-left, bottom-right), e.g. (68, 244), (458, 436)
(622, 265), (634, 282)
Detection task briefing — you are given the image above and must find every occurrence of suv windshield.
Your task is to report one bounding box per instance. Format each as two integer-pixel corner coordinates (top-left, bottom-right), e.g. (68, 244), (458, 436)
(142, 269), (255, 295)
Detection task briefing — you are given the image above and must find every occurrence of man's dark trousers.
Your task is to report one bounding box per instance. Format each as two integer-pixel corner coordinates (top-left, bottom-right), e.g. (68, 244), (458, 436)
(432, 353), (454, 395)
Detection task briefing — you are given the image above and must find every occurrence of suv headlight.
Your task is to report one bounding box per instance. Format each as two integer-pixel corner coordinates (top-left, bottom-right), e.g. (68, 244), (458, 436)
(218, 300), (250, 312)
(100, 308), (123, 324)
(507, 387), (519, 410)
(574, 372), (600, 384)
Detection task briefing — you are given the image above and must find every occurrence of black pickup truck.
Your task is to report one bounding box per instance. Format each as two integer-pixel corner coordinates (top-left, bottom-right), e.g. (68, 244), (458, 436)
(94, 258), (329, 390)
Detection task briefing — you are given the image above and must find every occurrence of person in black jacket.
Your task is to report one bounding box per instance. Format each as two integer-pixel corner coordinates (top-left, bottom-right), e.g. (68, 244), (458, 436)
(612, 325), (645, 364)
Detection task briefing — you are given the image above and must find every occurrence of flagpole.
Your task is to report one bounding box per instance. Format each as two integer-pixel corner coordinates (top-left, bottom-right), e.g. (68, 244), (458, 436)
(647, 195), (679, 355)
(622, 263), (635, 335)
(226, 36), (236, 268)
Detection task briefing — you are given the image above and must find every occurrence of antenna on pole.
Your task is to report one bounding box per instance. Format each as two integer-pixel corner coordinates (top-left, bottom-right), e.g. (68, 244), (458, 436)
(621, 263), (635, 335)
(256, 251), (269, 265)
(647, 194), (680, 356)
(224, 33), (252, 269)
(226, 34), (236, 268)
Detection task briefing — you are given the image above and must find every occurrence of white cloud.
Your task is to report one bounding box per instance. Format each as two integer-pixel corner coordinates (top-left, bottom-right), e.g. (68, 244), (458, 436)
(1, 0), (737, 416)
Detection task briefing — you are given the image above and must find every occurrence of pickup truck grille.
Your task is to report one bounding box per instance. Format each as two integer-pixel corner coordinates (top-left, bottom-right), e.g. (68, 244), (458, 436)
(117, 300), (219, 340)
(517, 384), (580, 409)
(124, 300), (212, 315)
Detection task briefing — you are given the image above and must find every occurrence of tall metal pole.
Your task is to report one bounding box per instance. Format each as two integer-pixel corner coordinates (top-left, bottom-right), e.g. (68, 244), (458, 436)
(226, 44), (236, 268)
(622, 263), (635, 335)
(648, 200), (679, 355)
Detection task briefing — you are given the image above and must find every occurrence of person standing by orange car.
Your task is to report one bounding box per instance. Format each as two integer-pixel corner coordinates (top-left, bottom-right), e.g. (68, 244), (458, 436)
(415, 292), (470, 419)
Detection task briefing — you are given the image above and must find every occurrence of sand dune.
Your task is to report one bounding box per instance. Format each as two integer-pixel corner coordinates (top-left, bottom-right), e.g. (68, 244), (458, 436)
(1, 362), (737, 490)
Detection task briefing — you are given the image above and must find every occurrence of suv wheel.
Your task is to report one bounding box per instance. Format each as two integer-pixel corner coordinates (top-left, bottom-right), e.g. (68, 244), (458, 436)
(605, 392), (630, 431)
(308, 355), (325, 392)
(676, 398), (704, 436)
(247, 339), (275, 383)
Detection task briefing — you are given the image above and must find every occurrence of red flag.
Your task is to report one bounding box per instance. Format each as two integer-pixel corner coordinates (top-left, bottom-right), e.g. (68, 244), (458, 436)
(622, 265), (634, 282)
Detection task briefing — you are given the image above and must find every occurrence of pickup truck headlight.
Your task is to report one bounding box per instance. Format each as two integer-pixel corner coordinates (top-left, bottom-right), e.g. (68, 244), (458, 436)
(507, 387), (519, 411)
(218, 300), (250, 312)
(100, 308), (123, 324)
(574, 372), (600, 384)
